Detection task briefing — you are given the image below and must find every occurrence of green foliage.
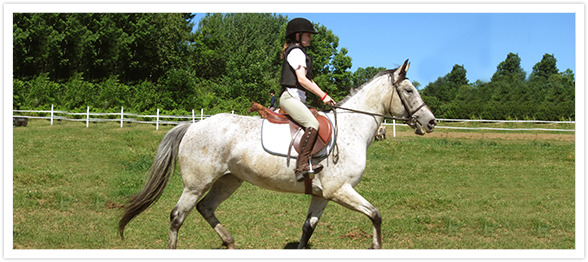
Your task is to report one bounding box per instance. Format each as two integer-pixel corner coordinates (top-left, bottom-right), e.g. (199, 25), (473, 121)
(491, 52), (527, 82)
(12, 13), (574, 121)
(13, 13), (195, 83)
(194, 13), (287, 104)
(305, 23), (353, 109)
(421, 53), (574, 120)
(351, 66), (387, 88)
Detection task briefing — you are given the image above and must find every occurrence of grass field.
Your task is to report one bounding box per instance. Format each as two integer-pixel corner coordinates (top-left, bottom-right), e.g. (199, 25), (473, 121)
(11, 119), (575, 250)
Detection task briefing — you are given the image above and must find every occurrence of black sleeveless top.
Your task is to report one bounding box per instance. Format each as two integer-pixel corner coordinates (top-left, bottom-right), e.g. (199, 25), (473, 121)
(279, 44), (313, 94)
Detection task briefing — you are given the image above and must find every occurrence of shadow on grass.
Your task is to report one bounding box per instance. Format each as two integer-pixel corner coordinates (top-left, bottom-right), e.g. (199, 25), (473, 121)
(283, 242), (313, 249)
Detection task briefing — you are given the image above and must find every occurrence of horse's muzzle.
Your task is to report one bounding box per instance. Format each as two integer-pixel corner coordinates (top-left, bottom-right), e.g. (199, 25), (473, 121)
(424, 119), (436, 133)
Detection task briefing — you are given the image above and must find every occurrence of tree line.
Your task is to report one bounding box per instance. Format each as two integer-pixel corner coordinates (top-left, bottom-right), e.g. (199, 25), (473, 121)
(421, 53), (574, 120)
(13, 13), (574, 120)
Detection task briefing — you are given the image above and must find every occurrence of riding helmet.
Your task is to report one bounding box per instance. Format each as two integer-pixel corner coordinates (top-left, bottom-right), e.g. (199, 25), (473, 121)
(286, 18), (318, 40)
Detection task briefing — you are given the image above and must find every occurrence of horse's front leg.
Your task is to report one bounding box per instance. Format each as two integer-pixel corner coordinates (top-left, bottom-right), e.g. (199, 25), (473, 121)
(298, 196), (329, 249)
(329, 184), (382, 249)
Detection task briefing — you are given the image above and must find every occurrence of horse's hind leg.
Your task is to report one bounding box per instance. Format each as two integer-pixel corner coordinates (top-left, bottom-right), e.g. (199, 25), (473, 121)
(196, 174), (243, 249)
(298, 196), (329, 249)
(169, 187), (205, 249)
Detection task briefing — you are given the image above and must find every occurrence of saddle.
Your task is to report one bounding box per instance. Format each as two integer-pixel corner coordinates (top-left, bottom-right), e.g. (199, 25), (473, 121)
(262, 107), (333, 157)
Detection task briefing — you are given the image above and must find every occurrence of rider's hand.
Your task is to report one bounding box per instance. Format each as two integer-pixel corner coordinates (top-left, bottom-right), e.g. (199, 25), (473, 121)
(322, 95), (336, 106)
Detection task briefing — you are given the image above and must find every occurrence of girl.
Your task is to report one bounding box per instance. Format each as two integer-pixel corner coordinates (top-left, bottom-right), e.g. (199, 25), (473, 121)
(279, 18), (336, 182)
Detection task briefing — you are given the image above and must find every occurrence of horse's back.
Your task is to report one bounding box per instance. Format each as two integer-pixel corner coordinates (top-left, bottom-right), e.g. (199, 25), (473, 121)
(178, 113), (301, 192)
(178, 114), (261, 160)
(182, 113), (261, 147)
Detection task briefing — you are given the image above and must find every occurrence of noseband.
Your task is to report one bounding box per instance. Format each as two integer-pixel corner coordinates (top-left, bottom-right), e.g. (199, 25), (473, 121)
(391, 77), (428, 125)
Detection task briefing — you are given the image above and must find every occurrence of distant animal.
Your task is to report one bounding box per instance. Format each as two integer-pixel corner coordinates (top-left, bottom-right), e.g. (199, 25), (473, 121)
(247, 101), (285, 118)
(247, 101), (268, 118)
(375, 125), (386, 141)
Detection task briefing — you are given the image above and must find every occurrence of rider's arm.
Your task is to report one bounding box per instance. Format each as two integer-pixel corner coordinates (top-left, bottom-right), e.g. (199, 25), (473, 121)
(295, 67), (335, 105)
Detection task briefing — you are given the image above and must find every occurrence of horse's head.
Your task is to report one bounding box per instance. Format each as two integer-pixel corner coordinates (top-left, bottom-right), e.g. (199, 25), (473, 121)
(247, 101), (260, 114)
(390, 60), (436, 135)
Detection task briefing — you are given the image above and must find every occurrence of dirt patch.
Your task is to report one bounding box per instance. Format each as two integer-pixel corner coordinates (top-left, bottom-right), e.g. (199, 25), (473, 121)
(106, 200), (125, 209)
(340, 228), (371, 240)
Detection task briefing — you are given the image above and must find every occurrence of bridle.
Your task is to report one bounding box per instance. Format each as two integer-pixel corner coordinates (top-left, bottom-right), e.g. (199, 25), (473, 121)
(328, 75), (428, 163)
(331, 75), (427, 127)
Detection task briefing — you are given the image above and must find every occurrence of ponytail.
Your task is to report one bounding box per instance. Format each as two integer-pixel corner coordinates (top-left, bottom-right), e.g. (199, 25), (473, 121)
(281, 40), (292, 59)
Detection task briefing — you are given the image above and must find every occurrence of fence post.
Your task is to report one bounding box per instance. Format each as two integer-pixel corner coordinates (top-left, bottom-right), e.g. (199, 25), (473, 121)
(120, 107), (123, 128)
(200, 109), (204, 121)
(86, 106), (89, 128)
(393, 119), (396, 137)
(192, 109), (195, 123)
(156, 108), (160, 130)
(50, 104), (54, 125)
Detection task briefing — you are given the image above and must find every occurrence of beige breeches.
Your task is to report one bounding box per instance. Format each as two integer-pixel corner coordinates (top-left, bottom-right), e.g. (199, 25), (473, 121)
(279, 90), (319, 130)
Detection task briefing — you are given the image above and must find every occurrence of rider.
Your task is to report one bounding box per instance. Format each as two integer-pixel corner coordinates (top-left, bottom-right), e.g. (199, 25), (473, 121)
(269, 89), (277, 111)
(279, 18), (336, 182)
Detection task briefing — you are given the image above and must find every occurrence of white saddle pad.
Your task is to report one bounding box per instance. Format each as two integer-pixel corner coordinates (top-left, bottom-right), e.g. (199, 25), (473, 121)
(261, 112), (335, 159)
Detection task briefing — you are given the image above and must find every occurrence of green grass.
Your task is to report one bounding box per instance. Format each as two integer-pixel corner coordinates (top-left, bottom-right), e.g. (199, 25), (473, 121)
(12, 120), (575, 249)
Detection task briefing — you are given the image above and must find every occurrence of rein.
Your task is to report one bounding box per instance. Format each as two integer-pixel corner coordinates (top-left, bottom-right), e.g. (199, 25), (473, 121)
(326, 74), (427, 164)
(331, 105), (412, 122)
(330, 75), (426, 125)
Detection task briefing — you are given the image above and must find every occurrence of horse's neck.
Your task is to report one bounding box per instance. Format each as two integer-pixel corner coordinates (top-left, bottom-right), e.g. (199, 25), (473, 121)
(335, 77), (393, 144)
(348, 79), (391, 115)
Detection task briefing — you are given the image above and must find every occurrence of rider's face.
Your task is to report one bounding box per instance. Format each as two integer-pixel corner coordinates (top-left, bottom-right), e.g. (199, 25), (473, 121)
(299, 32), (312, 47)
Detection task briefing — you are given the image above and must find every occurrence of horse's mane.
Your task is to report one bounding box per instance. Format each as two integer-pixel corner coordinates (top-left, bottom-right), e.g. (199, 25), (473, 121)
(337, 67), (400, 107)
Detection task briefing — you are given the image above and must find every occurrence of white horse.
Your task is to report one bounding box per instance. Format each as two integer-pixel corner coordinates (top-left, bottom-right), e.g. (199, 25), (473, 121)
(118, 60), (436, 249)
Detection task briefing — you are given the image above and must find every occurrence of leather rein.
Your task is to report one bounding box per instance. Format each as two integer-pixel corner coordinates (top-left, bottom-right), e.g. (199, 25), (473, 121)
(331, 77), (427, 126)
(326, 77), (427, 165)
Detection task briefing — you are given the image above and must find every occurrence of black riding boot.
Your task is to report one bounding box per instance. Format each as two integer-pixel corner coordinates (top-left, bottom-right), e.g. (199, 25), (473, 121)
(295, 127), (324, 182)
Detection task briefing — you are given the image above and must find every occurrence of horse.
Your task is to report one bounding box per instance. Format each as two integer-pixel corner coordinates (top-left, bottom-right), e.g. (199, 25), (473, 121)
(247, 101), (268, 118)
(375, 124), (386, 141)
(118, 59), (436, 249)
(247, 101), (285, 118)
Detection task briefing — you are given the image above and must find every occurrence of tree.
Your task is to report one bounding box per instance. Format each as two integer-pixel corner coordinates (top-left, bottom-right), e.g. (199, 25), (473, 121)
(351, 66), (387, 88)
(305, 22), (353, 107)
(529, 54), (574, 120)
(13, 13), (64, 80)
(491, 52), (526, 82)
(124, 13), (195, 83)
(193, 13), (288, 105)
(529, 53), (559, 82)
(13, 13), (195, 83)
(421, 64), (469, 107)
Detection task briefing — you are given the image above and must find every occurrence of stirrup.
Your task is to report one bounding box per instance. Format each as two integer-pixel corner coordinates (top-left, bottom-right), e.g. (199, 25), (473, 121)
(296, 160), (323, 182)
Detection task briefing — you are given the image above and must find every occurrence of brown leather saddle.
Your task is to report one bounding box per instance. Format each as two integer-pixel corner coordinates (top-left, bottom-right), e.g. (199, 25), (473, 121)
(264, 108), (333, 156)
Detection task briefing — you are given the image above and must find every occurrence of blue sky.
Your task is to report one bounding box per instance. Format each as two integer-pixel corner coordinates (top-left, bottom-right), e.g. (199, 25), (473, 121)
(5, 4), (579, 89)
(273, 13), (576, 87)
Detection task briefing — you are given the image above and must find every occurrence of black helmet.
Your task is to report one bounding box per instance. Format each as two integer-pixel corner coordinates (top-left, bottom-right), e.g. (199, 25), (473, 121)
(286, 18), (318, 40)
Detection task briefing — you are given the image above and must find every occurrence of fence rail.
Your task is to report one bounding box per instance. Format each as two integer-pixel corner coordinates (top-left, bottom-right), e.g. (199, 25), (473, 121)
(12, 105), (223, 130)
(13, 105), (575, 134)
(379, 118), (574, 136)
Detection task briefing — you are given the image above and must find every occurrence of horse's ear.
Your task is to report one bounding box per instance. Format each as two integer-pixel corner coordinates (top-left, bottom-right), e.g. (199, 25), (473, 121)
(400, 59), (410, 74)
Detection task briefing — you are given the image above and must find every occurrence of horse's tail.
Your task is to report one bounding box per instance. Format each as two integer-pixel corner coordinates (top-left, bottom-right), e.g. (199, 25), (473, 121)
(118, 123), (191, 240)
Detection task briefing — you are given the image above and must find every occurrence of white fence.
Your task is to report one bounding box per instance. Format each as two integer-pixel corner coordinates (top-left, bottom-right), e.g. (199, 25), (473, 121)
(13, 105), (575, 134)
(13, 105), (235, 130)
(379, 118), (574, 137)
